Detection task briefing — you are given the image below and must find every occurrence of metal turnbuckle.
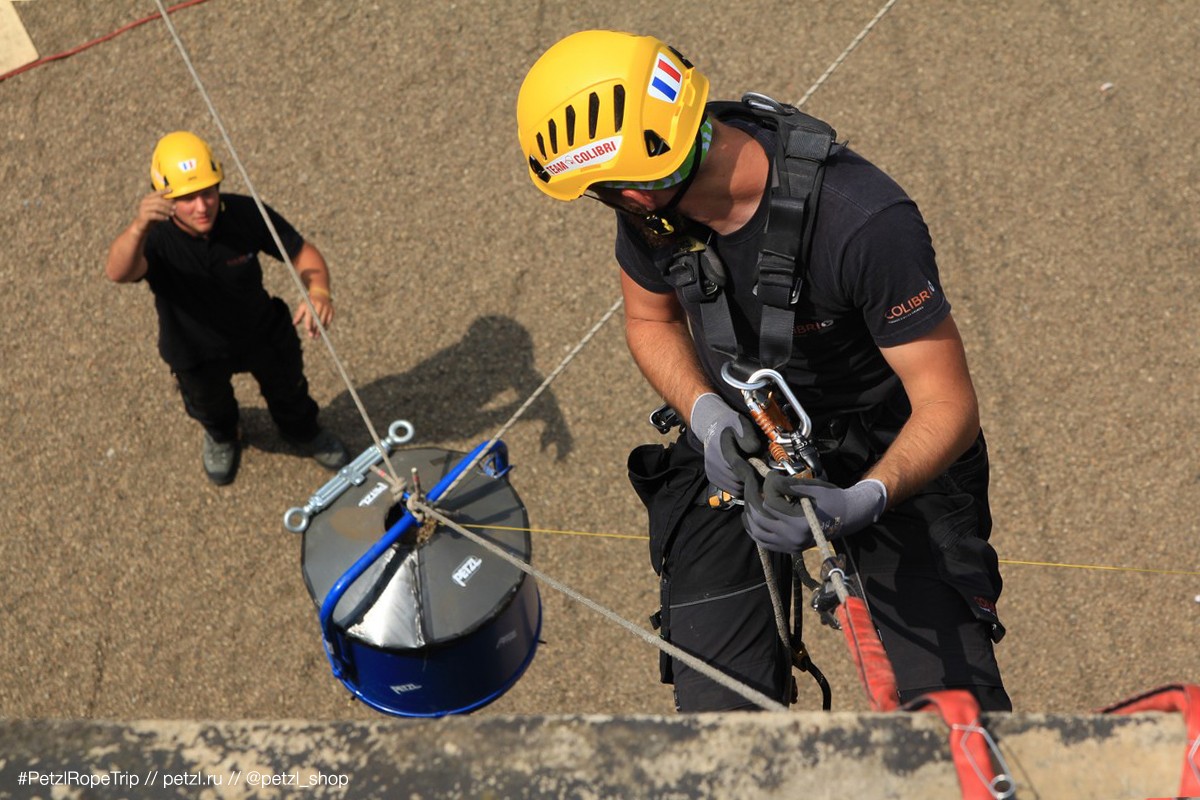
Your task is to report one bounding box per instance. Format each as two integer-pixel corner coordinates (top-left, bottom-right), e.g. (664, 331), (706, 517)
(283, 419), (416, 533)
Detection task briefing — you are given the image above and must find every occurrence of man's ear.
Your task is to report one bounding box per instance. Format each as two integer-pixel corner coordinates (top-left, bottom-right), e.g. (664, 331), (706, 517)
(617, 188), (657, 213)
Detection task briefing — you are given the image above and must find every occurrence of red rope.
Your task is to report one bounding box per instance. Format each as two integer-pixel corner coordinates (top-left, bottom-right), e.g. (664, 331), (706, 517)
(1101, 683), (1200, 797)
(906, 690), (1005, 800)
(0, 0), (211, 83)
(836, 596), (900, 711)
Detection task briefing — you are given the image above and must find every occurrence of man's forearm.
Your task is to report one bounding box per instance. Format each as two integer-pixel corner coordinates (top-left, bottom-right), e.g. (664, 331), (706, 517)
(863, 398), (979, 509)
(624, 316), (713, 425)
(104, 223), (150, 283)
(294, 242), (330, 294)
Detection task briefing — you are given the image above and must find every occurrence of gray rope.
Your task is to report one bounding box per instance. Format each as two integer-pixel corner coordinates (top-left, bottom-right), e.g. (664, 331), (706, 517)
(414, 500), (789, 712)
(758, 547), (793, 652)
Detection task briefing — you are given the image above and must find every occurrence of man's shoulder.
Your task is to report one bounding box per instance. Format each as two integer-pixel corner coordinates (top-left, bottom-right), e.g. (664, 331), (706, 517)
(821, 147), (913, 217)
(217, 193), (258, 217)
(214, 193), (280, 240)
(709, 99), (914, 220)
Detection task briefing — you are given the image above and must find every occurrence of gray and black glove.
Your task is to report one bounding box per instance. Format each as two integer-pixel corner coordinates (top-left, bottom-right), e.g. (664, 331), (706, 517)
(689, 392), (761, 496)
(736, 464), (888, 554)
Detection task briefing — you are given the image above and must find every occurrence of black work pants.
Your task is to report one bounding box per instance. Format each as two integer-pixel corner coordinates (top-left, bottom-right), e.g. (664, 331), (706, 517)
(172, 318), (319, 444)
(628, 433), (1010, 713)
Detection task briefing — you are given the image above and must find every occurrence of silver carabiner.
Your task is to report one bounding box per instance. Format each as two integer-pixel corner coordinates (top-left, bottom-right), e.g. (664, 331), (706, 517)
(719, 362), (814, 440)
(741, 91), (790, 115)
(720, 363), (823, 477)
(950, 723), (1017, 800)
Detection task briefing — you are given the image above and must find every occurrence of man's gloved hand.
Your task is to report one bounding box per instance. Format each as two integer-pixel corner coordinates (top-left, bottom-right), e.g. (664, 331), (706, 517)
(689, 393), (761, 496)
(735, 465), (888, 554)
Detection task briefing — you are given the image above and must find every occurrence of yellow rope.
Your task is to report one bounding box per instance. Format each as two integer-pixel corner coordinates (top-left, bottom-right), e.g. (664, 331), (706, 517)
(998, 559), (1200, 578)
(460, 524), (1200, 577)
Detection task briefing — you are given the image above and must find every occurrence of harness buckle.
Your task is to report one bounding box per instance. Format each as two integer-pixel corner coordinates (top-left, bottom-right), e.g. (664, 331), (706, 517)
(667, 239), (724, 302)
(648, 403), (685, 435)
(756, 251), (802, 307)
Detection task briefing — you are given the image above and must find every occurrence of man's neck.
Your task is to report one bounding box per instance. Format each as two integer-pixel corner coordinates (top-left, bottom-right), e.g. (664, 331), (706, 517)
(677, 121), (769, 236)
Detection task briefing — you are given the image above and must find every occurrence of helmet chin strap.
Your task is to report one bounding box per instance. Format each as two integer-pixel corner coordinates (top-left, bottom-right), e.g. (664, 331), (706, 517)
(586, 115), (710, 236)
(641, 115), (708, 235)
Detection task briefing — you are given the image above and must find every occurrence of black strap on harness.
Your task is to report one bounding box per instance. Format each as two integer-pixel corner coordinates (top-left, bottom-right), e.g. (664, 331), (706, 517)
(664, 92), (836, 373)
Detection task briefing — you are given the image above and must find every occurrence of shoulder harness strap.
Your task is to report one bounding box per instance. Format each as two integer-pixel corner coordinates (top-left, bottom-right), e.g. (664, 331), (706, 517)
(664, 93), (836, 371)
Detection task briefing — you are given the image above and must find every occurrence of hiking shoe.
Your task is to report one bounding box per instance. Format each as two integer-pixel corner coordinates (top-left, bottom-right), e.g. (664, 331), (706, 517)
(202, 432), (240, 486)
(296, 427), (350, 471)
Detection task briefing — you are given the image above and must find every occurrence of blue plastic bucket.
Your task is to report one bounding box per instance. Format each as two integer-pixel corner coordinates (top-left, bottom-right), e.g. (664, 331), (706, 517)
(295, 439), (540, 716)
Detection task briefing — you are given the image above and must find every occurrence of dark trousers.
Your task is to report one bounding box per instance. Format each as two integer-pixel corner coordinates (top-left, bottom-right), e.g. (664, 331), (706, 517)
(628, 434), (1010, 713)
(172, 323), (319, 444)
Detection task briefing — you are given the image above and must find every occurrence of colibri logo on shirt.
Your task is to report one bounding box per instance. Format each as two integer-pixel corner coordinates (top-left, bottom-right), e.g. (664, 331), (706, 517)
(884, 281), (938, 324)
(225, 252), (254, 267)
(794, 319), (834, 337)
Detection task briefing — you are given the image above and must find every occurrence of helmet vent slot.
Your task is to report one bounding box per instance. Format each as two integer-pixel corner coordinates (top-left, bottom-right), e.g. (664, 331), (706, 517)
(644, 130), (671, 157)
(528, 156), (550, 183)
(547, 119), (559, 154)
(668, 46), (693, 69)
(535, 133), (547, 160)
(564, 105), (576, 147)
(587, 92), (600, 139)
(613, 85), (625, 133)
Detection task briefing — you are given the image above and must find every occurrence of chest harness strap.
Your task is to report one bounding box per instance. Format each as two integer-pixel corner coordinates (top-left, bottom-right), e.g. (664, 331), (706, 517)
(664, 92), (837, 375)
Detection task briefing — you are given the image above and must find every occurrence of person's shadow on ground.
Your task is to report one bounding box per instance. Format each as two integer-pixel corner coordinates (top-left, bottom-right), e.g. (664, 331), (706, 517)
(243, 314), (574, 464)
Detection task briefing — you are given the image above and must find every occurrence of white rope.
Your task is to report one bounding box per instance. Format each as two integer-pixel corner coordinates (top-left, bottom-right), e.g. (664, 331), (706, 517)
(795, 0), (901, 109)
(436, 296), (625, 500)
(151, 0), (402, 487)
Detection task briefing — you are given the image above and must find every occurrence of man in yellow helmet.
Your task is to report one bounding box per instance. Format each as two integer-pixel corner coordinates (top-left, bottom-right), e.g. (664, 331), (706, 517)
(518, 32), (1009, 712)
(105, 131), (349, 485)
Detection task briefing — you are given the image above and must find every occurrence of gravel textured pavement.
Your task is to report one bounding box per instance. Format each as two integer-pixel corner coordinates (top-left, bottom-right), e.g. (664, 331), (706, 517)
(0, 1), (1196, 723)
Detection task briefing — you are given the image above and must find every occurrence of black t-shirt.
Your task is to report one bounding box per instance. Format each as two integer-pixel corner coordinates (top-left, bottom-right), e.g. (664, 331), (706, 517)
(143, 193), (305, 369)
(615, 109), (950, 422)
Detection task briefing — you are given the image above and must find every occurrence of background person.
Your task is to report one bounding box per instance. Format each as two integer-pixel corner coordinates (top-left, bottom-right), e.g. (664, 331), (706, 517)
(105, 130), (349, 485)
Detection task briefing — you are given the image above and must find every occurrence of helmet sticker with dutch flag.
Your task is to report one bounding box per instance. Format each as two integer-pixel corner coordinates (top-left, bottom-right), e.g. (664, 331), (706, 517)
(647, 51), (683, 104)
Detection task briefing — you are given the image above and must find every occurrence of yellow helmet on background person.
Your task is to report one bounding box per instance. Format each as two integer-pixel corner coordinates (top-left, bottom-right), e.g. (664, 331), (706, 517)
(149, 131), (223, 199)
(517, 30), (709, 201)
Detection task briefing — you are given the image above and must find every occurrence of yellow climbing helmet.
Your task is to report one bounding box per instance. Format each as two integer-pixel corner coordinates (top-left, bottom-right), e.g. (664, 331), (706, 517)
(149, 131), (223, 199)
(517, 30), (709, 201)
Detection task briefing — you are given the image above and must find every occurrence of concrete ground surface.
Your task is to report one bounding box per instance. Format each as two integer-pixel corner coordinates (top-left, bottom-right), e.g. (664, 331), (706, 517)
(0, 0), (1197, 788)
(0, 713), (1190, 799)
